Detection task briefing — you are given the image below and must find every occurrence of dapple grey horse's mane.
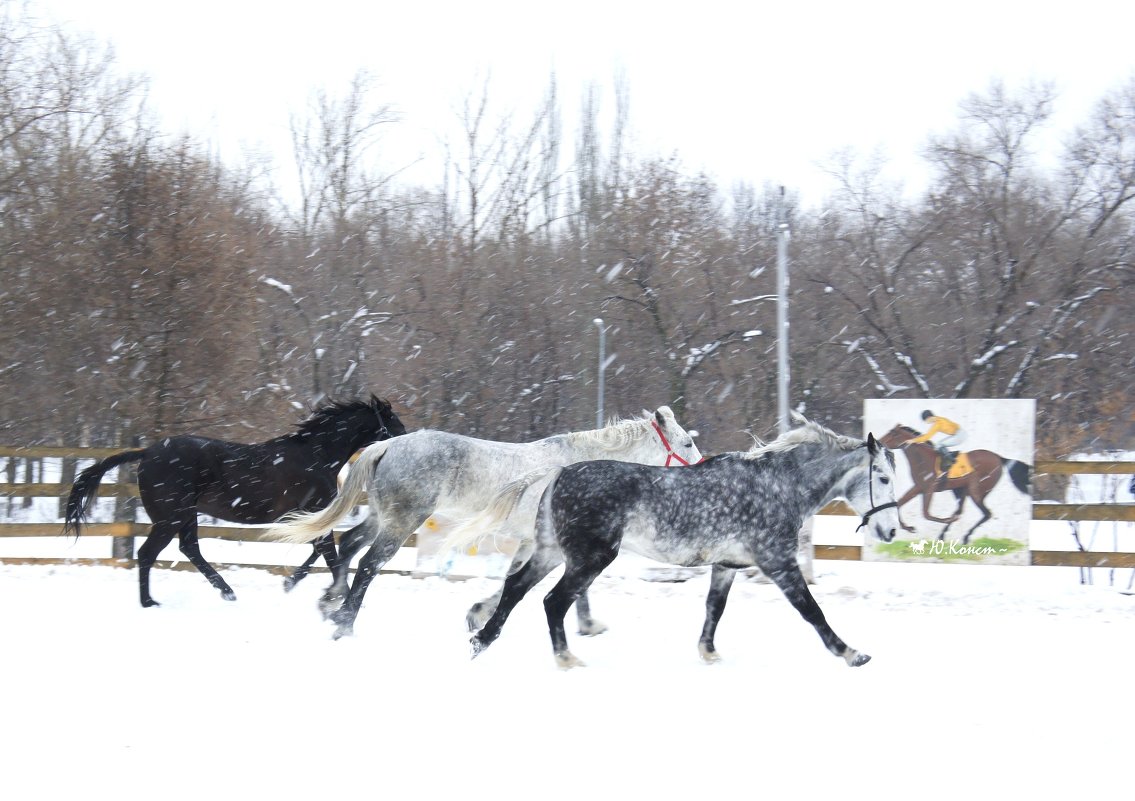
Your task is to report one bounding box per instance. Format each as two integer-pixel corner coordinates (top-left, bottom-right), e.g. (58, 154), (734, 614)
(740, 414), (861, 460)
(553, 407), (669, 453)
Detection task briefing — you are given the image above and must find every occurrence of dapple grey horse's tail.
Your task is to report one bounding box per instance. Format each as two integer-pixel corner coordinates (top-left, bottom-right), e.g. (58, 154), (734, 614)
(443, 466), (564, 554)
(261, 438), (395, 544)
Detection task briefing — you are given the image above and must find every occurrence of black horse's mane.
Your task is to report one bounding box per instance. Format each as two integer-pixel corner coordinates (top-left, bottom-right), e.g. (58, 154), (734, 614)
(294, 396), (387, 437)
(893, 424), (920, 438)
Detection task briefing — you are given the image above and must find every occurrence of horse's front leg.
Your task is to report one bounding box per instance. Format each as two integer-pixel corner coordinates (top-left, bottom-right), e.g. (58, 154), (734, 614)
(920, 490), (958, 526)
(764, 558), (869, 667)
(698, 565), (737, 662)
(894, 486), (922, 532)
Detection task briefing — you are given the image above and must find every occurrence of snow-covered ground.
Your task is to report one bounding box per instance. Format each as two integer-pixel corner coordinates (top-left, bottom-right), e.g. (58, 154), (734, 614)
(3, 551), (1133, 800)
(3, 456), (1133, 799)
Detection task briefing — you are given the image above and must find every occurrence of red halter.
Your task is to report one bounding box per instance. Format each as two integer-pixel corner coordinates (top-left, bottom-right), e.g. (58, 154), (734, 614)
(652, 420), (701, 467)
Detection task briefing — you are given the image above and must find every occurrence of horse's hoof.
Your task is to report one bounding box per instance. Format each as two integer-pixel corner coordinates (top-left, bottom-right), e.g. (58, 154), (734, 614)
(470, 636), (488, 659)
(578, 619), (608, 637)
(221, 589), (237, 601)
(698, 644), (722, 664)
(318, 594), (345, 618)
(282, 577), (296, 593)
(331, 626), (353, 641)
(466, 609), (485, 633)
(844, 649), (872, 667)
(141, 599), (160, 608)
(554, 652), (586, 670)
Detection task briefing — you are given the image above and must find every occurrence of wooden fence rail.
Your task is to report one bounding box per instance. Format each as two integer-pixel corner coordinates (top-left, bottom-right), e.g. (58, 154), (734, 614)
(2, 447), (1134, 571)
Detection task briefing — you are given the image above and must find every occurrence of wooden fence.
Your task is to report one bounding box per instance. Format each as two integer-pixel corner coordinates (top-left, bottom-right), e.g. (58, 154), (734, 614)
(2, 446), (1134, 572)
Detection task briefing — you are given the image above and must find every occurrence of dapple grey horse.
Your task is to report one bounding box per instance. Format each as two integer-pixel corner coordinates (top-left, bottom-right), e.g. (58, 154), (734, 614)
(465, 417), (900, 669)
(263, 406), (702, 639)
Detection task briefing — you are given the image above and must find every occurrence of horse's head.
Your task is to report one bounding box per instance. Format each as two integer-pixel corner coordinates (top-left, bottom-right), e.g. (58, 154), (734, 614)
(877, 424), (918, 450)
(849, 433), (900, 543)
(648, 406), (704, 467)
(298, 395), (406, 449)
(368, 394), (407, 440)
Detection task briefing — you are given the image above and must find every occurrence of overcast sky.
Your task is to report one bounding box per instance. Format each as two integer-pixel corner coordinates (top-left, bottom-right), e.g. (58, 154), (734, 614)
(30, 0), (1135, 207)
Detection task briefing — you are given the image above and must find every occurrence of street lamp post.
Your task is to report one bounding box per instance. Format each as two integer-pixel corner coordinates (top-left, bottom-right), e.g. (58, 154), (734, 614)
(593, 318), (606, 429)
(776, 218), (790, 435)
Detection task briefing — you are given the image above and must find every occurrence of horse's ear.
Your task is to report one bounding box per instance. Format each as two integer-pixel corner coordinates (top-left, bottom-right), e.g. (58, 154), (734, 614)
(655, 407), (674, 428)
(867, 432), (879, 455)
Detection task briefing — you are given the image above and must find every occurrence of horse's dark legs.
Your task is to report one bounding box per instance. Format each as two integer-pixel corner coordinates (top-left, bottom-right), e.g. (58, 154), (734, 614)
(764, 560), (869, 667)
(573, 592), (607, 636)
(962, 495), (993, 544)
(698, 565), (738, 663)
(327, 519), (422, 639)
(466, 540), (534, 631)
(318, 519), (374, 618)
(543, 547), (619, 669)
(177, 522), (237, 602)
(470, 545), (564, 657)
(136, 522), (178, 608)
(466, 542), (604, 637)
(936, 489), (967, 541)
(283, 534), (337, 592)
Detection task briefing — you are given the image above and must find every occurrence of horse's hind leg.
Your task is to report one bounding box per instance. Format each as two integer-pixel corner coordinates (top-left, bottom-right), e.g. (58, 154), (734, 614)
(465, 540), (605, 637)
(319, 519), (373, 618)
(328, 507), (428, 639)
(136, 522), (178, 608)
(573, 590), (607, 636)
(178, 520), (237, 601)
(282, 536), (331, 593)
(543, 547), (618, 669)
(466, 539), (534, 632)
(962, 496), (993, 544)
(698, 565), (738, 663)
(470, 543), (564, 657)
(765, 560), (869, 667)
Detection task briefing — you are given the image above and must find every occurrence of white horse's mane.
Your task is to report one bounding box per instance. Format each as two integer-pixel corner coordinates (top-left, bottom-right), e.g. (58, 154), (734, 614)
(740, 414), (861, 460)
(556, 407), (670, 453)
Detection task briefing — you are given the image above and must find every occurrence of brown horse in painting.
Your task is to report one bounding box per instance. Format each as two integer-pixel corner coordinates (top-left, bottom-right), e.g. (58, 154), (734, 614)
(878, 425), (1031, 543)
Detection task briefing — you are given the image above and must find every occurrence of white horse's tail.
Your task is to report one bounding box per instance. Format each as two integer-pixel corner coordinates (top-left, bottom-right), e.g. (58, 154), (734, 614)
(261, 439), (395, 544)
(443, 466), (563, 553)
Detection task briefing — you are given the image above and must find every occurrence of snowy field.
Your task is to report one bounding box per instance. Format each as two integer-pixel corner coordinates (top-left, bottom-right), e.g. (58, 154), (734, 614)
(3, 458), (1133, 799)
(3, 550), (1133, 800)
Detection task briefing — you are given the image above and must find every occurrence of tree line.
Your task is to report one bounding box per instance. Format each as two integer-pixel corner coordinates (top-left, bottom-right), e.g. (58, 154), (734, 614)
(1, 3), (1132, 466)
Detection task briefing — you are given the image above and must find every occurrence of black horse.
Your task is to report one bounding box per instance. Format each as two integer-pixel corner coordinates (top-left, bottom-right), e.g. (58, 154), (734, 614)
(63, 395), (406, 607)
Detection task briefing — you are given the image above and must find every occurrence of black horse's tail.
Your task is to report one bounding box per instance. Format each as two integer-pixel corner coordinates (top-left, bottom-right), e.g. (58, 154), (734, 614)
(1005, 459), (1032, 495)
(63, 449), (146, 538)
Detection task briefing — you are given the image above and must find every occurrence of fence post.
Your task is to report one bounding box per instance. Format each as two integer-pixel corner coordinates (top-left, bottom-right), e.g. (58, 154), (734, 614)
(111, 436), (140, 560)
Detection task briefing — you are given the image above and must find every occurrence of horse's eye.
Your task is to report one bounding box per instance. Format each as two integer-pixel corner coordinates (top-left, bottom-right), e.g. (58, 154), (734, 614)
(878, 476), (890, 485)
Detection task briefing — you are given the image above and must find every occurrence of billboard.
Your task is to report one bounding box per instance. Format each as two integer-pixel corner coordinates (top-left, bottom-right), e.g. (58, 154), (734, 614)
(863, 399), (1034, 565)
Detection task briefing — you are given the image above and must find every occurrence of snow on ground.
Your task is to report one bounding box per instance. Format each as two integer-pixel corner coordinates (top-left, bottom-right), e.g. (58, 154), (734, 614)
(2, 550), (1132, 800)
(3, 456), (1133, 798)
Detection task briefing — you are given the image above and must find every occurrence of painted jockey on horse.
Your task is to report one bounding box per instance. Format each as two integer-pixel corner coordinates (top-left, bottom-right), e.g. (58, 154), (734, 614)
(904, 410), (966, 479)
